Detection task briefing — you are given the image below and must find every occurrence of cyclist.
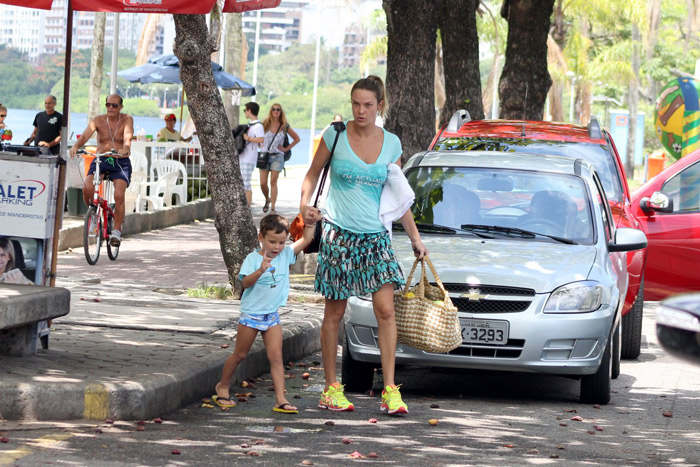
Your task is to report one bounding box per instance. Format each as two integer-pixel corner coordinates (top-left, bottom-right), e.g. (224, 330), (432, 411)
(70, 94), (134, 247)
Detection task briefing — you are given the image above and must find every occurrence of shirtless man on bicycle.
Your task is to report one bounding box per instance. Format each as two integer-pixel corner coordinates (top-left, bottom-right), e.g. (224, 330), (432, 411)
(70, 94), (134, 247)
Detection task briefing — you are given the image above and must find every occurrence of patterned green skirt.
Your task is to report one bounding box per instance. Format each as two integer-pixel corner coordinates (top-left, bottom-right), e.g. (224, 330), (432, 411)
(315, 220), (405, 300)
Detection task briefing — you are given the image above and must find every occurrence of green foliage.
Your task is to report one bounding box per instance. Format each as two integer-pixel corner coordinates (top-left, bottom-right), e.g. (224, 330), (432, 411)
(186, 284), (232, 300)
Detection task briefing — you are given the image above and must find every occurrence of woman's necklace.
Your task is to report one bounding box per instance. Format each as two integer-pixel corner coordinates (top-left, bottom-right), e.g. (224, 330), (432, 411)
(105, 114), (122, 152)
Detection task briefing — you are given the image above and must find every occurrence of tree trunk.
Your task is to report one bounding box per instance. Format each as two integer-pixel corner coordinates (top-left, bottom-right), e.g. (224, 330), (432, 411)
(438, 0), (484, 126)
(223, 13), (245, 128)
(498, 0), (554, 120)
(646, 0), (662, 60)
(627, 24), (641, 177)
(173, 14), (258, 297)
(383, 0), (438, 161)
(87, 13), (106, 122)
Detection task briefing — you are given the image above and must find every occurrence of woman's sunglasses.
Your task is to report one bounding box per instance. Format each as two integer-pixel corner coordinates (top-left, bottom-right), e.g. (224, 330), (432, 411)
(272, 108), (282, 112)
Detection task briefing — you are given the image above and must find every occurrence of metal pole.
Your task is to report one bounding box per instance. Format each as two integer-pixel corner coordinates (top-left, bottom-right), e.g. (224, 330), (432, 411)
(110, 13), (119, 95)
(251, 10), (262, 102)
(309, 31), (321, 162)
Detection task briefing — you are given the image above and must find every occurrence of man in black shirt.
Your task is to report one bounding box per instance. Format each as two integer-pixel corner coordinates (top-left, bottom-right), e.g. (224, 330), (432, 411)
(24, 95), (62, 155)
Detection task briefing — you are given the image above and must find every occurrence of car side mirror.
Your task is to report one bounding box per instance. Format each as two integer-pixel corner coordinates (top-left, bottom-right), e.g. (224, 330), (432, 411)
(608, 227), (647, 252)
(640, 191), (674, 214)
(656, 296), (700, 366)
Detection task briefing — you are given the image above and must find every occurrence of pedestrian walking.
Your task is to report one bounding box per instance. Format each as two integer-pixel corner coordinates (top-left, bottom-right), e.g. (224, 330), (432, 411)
(24, 95), (62, 155)
(239, 102), (264, 207)
(212, 213), (316, 413)
(260, 103), (300, 213)
(299, 75), (427, 415)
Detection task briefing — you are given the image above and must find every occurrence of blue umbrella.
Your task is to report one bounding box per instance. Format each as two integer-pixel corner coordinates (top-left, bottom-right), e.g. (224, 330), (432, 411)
(117, 54), (256, 96)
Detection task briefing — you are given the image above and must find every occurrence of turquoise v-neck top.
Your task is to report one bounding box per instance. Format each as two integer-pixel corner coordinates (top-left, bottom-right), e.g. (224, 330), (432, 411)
(322, 123), (402, 233)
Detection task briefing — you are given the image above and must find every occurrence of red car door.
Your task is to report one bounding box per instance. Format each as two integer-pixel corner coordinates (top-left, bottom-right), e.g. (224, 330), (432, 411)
(633, 156), (700, 300)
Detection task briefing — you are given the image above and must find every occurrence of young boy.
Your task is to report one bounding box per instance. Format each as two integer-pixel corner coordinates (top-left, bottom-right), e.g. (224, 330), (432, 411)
(213, 213), (316, 414)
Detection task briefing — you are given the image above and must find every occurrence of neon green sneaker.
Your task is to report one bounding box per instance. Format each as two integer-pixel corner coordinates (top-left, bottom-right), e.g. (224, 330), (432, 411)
(381, 384), (408, 415)
(318, 383), (355, 411)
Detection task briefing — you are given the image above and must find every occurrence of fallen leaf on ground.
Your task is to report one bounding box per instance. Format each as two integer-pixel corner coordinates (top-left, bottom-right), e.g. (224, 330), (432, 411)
(556, 445), (566, 450)
(302, 373), (310, 380)
(301, 461), (313, 465)
(137, 425), (145, 431)
(587, 430), (596, 435)
(502, 444), (514, 448)
(153, 418), (163, 424)
(559, 423), (568, 427)
(564, 409), (577, 413)
(172, 449), (180, 455)
(593, 404), (601, 409)
(237, 397), (248, 403)
(0, 437), (9, 443)
(201, 403), (214, 408)
(235, 392), (252, 398)
(368, 418), (378, 424)
(137, 420), (146, 426)
(570, 416), (583, 421)
(220, 344), (229, 349)
(247, 451), (262, 456)
(240, 444), (251, 449)
(253, 439), (266, 445)
(428, 419), (439, 426)
(663, 412), (673, 418)
(341, 438), (353, 444)
(202, 398), (212, 404)
(550, 454), (560, 459)
(527, 449), (539, 454)
(367, 452), (379, 458)
(325, 420), (335, 426)
(285, 373), (294, 379)
(95, 428), (103, 433)
(92, 298), (101, 302)
(241, 381), (249, 388)
(430, 404), (440, 408)
(105, 419), (114, 424)
(349, 451), (364, 458)
(594, 425), (604, 431)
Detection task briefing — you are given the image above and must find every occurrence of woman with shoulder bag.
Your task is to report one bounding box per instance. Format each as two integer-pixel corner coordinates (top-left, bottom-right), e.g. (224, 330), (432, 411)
(260, 104), (300, 213)
(299, 76), (427, 415)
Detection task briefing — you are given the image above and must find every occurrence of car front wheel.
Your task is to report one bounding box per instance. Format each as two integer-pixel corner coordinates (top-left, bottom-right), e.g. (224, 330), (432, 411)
(341, 334), (375, 393)
(580, 335), (612, 404)
(621, 276), (644, 359)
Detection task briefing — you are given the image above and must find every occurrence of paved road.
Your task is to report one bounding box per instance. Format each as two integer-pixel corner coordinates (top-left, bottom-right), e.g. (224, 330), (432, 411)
(2, 303), (700, 466)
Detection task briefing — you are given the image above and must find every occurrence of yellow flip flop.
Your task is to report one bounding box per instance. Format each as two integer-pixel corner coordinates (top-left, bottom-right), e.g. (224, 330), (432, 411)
(212, 395), (236, 408)
(272, 403), (298, 414)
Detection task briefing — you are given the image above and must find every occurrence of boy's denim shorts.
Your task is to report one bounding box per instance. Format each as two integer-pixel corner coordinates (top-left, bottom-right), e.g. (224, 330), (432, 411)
(239, 312), (280, 331)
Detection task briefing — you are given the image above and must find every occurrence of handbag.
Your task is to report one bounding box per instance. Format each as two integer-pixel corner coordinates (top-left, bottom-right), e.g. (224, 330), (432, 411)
(283, 125), (292, 162)
(257, 125), (282, 169)
(290, 121), (346, 254)
(394, 256), (462, 353)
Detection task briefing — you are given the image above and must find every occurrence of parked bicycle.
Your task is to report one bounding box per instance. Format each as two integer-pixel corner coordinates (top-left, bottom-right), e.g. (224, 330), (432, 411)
(78, 149), (120, 265)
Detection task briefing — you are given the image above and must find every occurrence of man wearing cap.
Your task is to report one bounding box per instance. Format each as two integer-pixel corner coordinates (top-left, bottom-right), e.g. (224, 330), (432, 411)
(157, 114), (193, 142)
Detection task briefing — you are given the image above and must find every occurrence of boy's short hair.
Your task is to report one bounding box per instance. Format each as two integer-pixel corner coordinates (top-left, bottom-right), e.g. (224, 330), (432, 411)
(245, 102), (260, 116)
(259, 214), (289, 237)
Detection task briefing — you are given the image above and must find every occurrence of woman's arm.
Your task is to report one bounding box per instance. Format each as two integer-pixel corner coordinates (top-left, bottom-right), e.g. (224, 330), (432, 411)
(300, 137), (331, 225)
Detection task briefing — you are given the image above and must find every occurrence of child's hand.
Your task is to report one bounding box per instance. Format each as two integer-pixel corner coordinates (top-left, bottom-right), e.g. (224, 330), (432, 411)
(260, 253), (272, 272)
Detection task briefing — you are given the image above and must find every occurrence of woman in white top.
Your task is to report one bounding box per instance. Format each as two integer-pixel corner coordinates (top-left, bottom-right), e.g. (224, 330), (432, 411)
(259, 104), (300, 213)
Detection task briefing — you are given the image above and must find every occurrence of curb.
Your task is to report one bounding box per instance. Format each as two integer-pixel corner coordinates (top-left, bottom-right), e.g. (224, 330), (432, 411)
(0, 314), (322, 421)
(58, 198), (215, 251)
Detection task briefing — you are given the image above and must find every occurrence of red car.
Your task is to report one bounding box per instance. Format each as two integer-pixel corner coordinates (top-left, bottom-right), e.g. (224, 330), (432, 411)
(428, 112), (648, 359)
(631, 148), (700, 300)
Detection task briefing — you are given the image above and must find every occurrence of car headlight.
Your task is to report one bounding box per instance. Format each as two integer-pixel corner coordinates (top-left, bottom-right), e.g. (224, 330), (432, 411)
(544, 281), (603, 313)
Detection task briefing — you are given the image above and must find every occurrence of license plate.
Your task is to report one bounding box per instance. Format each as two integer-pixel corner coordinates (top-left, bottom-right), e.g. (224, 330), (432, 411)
(460, 319), (509, 345)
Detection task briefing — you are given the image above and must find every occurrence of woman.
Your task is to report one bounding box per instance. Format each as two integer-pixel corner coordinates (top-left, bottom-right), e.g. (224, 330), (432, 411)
(0, 238), (32, 285)
(299, 76), (427, 415)
(156, 114), (192, 142)
(260, 104), (300, 213)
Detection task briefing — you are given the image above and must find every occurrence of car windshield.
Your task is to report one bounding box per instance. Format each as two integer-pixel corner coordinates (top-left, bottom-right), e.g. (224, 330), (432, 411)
(405, 166), (595, 245)
(433, 137), (622, 202)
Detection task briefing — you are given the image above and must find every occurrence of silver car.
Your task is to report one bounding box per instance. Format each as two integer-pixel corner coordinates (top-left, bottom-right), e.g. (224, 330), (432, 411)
(342, 151), (647, 404)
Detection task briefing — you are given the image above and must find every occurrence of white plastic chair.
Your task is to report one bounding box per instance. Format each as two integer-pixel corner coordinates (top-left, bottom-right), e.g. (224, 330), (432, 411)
(124, 170), (147, 213)
(140, 172), (179, 211)
(130, 150), (148, 174)
(150, 159), (188, 205)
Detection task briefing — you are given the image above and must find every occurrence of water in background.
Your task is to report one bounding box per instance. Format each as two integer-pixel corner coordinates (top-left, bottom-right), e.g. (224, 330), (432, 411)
(4, 108), (313, 166)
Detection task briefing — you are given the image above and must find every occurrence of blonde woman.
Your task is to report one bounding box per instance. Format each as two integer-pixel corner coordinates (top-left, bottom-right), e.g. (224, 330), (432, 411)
(260, 104), (300, 213)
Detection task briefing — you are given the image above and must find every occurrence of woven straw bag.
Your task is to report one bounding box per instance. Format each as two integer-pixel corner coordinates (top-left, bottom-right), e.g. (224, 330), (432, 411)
(394, 256), (462, 353)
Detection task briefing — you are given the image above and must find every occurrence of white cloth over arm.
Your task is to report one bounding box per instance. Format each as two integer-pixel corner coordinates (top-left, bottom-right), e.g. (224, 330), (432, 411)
(379, 164), (415, 238)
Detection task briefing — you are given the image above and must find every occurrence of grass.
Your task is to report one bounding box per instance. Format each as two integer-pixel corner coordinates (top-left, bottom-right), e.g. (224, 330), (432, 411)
(187, 284), (232, 300)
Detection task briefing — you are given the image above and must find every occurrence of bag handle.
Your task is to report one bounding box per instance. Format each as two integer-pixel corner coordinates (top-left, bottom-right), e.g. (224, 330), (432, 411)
(312, 122), (345, 208)
(400, 256), (453, 306)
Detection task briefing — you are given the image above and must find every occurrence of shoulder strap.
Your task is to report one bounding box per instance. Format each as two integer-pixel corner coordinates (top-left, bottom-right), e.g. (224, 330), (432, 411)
(265, 125), (282, 152)
(313, 122), (346, 207)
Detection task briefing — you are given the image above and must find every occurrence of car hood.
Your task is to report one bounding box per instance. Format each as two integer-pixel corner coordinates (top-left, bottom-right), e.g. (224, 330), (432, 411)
(392, 234), (596, 294)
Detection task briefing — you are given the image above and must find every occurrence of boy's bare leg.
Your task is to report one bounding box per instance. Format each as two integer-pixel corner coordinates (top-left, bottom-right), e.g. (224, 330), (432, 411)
(262, 325), (296, 409)
(216, 325), (258, 402)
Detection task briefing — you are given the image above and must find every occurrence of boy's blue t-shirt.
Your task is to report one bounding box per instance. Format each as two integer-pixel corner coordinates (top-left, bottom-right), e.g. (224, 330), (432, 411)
(238, 245), (296, 315)
(322, 123), (402, 233)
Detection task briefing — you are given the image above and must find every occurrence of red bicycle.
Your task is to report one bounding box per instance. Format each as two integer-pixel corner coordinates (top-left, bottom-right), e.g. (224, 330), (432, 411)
(79, 149), (120, 265)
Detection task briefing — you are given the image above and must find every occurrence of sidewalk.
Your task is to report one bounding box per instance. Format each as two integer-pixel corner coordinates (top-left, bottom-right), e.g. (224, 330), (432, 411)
(0, 166), (326, 421)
